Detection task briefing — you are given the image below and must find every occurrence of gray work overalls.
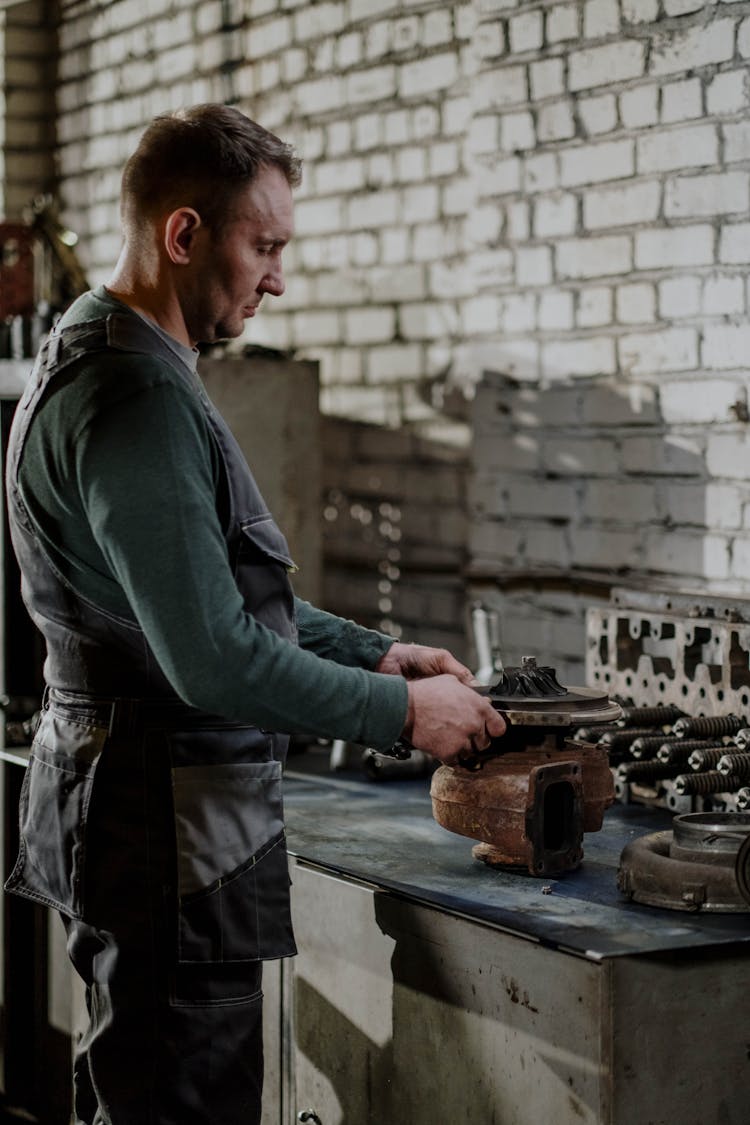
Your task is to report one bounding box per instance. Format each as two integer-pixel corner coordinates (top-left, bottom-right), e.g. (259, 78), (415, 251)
(4, 311), (298, 1125)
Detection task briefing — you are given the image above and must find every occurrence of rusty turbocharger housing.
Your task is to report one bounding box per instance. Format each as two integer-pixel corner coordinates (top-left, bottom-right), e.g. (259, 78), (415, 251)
(430, 658), (620, 877)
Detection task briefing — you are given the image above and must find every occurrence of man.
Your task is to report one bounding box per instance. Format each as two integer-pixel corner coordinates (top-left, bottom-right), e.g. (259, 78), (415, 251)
(4, 105), (504, 1124)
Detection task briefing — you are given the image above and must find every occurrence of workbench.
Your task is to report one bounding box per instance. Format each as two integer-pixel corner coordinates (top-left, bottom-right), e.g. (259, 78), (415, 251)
(261, 753), (750, 1125)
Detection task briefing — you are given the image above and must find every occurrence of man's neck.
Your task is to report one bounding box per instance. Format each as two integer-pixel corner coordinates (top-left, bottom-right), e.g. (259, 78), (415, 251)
(106, 260), (191, 349)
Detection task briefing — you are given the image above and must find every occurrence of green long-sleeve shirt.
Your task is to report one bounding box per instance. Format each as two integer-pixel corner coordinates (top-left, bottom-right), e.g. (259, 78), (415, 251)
(16, 287), (408, 750)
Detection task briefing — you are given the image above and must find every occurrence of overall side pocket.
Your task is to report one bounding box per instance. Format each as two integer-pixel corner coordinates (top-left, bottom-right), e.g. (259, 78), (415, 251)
(4, 711), (107, 918)
(168, 728), (297, 965)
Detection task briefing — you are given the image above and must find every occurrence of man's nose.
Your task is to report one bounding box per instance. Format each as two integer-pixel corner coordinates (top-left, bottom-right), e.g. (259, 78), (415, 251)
(260, 264), (285, 297)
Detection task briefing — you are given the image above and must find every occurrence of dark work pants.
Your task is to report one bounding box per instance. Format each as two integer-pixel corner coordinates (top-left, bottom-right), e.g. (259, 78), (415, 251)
(62, 728), (265, 1125)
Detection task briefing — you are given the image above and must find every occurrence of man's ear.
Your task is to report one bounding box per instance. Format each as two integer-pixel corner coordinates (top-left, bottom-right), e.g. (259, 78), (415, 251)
(164, 207), (201, 265)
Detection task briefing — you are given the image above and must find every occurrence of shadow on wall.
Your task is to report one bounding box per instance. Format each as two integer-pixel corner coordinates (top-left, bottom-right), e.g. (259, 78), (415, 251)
(319, 414), (472, 662)
(466, 368), (732, 684)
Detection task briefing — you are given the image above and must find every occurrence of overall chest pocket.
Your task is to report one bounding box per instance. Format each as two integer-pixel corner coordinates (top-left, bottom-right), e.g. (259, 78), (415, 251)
(5, 711), (107, 918)
(234, 514), (298, 641)
(168, 726), (296, 965)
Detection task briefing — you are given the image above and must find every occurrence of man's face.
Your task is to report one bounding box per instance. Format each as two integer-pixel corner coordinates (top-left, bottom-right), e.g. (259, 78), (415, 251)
(181, 164), (294, 345)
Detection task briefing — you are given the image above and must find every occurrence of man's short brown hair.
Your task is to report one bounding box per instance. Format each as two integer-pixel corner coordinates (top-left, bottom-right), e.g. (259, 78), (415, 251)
(121, 104), (302, 234)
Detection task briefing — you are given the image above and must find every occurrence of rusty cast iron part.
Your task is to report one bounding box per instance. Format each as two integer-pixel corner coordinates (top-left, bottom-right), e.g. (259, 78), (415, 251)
(618, 811), (750, 912)
(430, 657), (620, 877)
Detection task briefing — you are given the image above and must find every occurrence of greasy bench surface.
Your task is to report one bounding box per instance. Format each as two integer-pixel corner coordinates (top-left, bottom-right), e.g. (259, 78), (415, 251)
(283, 752), (750, 960)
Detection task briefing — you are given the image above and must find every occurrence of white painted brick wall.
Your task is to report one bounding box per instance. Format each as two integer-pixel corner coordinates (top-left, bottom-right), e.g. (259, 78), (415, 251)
(7, 0), (750, 660)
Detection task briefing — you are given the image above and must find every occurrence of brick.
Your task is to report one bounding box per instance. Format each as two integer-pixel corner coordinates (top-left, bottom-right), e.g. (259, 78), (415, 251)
(740, 16), (750, 58)
(347, 64), (397, 103)
(578, 93), (618, 136)
(616, 282), (656, 324)
(546, 3), (579, 43)
(637, 123), (718, 173)
(703, 325), (750, 369)
(703, 275), (745, 316)
(384, 110), (409, 145)
(619, 327), (698, 374)
(443, 95), (472, 134)
(370, 264), (426, 302)
(348, 190), (398, 227)
(468, 114), (500, 155)
(659, 276), (701, 318)
(622, 434), (703, 476)
(538, 100), (576, 142)
(577, 286), (613, 327)
(583, 0), (620, 38)
(569, 41), (645, 92)
(392, 15), (420, 51)
(662, 77), (703, 124)
(707, 431), (750, 478)
(581, 380), (659, 425)
(665, 172), (749, 218)
(399, 51), (459, 98)
(585, 480), (656, 523)
(516, 245), (553, 286)
(635, 225), (714, 269)
(500, 110), (536, 151)
(530, 57), (565, 101)
(349, 0), (398, 19)
(499, 294), (535, 334)
(508, 479), (579, 519)
(397, 147), (428, 182)
(423, 8), (454, 47)
(542, 336), (616, 377)
(560, 139), (634, 186)
(724, 121), (750, 164)
(429, 140), (459, 177)
(556, 235), (632, 279)
(467, 203), (504, 244)
(474, 65), (527, 109)
(534, 193), (577, 237)
(471, 249), (515, 288)
(400, 301), (458, 340)
(707, 71), (748, 116)
(294, 74), (345, 114)
(507, 201), (530, 241)
(650, 18), (735, 77)
(660, 379), (742, 425)
(583, 181), (661, 229)
(524, 152), (559, 193)
(509, 9), (543, 52)
(344, 306), (395, 345)
(544, 436), (620, 477)
(462, 294), (501, 334)
(719, 222), (750, 264)
(413, 105), (441, 140)
(295, 197), (345, 234)
(315, 158), (365, 195)
(619, 83), (659, 128)
(664, 0), (704, 13)
(245, 15), (291, 55)
(290, 309), (341, 345)
(367, 343), (423, 382)
(539, 291), (575, 330)
(475, 20), (505, 59)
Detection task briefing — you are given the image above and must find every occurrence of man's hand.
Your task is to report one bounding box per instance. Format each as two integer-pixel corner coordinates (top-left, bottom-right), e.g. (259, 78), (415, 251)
(403, 675), (506, 766)
(376, 641), (476, 684)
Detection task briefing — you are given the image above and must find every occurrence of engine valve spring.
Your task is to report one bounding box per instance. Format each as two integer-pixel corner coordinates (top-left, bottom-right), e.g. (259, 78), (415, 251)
(688, 747), (734, 772)
(737, 787), (750, 810)
(716, 752), (750, 778)
(630, 734), (679, 760)
(674, 714), (746, 740)
(616, 760), (684, 782)
(735, 728), (750, 750)
(574, 723), (621, 743)
(674, 770), (742, 796)
(617, 704), (686, 728)
(600, 727), (664, 752)
(657, 739), (728, 764)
